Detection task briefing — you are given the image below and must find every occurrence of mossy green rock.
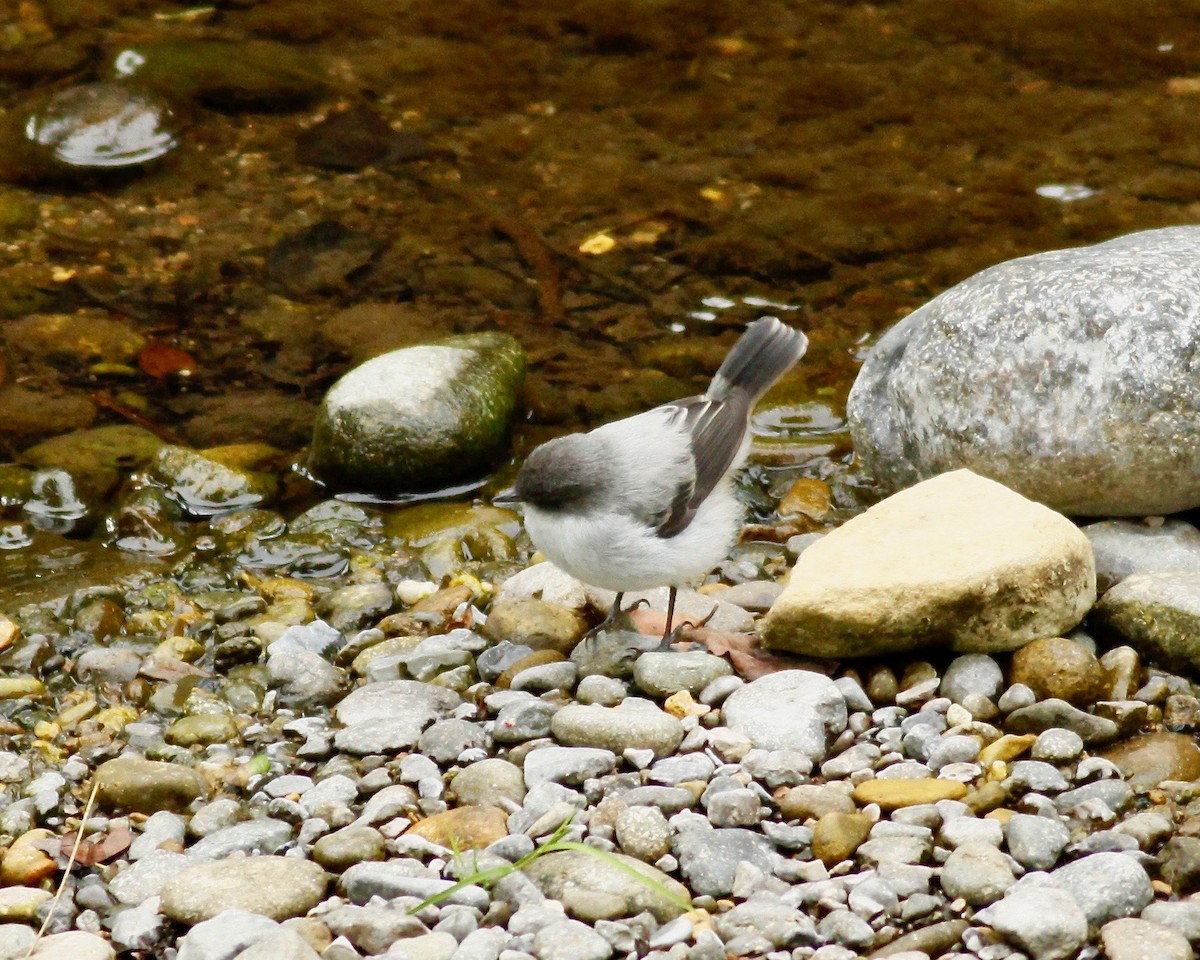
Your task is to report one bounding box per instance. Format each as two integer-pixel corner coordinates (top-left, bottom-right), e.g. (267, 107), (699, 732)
(309, 332), (526, 494)
(113, 40), (326, 112)
(21, 425), (164, 498)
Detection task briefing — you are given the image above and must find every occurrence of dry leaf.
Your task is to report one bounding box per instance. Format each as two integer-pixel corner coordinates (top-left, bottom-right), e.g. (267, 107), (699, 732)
(58, 823), (132, 865)
(139, 341), (197, 379)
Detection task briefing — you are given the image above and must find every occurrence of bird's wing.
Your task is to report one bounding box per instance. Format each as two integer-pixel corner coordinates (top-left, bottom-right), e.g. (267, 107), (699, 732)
(654, 393), (750, 538)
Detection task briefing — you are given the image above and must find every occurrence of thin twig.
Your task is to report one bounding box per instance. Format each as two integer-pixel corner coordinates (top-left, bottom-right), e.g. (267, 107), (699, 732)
(26, 778), (100, 957)
(89, 392), (183, 445)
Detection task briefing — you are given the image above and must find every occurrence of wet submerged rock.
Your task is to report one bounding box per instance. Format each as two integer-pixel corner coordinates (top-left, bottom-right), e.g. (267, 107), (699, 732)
(848, 226), (1200, 515)
(762, 470), (1096, 657)
(309, 332), (526, 494)
(148, 445), (278, 517)
(0, 82), (177, 186)
(112, 40), (326, 112)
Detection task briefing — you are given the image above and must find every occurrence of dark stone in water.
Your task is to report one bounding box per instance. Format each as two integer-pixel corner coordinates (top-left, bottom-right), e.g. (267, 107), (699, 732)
(267, 222), (385, 298)
(296, 105), (395, 170)
(111, 40), (327, 113)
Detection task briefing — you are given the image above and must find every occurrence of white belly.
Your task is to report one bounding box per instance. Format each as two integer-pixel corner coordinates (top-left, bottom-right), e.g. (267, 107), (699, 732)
(522, 486), (742, 592)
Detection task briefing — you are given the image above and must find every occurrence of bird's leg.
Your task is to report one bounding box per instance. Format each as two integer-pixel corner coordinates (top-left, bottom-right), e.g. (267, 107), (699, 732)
(662, 586), (678, 641)
(660, 596), (719, 649)
(594, 592), (625, 630)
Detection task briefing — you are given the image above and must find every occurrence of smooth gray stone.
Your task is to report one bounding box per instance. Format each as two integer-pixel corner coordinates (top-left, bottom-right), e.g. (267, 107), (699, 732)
(1051, 852), (1154, 926)
(673, 828), (782, 898)
(1085, 519), (1200, 591)
(848, 226), (1200, 515)
(975, 883), (1087, 960)
(1005, 813), (1070, 871)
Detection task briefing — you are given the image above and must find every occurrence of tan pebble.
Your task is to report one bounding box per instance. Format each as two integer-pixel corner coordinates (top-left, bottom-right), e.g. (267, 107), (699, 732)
(978, 734), (1037, 766)
(1010, 636), (1106, 705)
(664, 690), (709, 719)
(0, 677), (45, 699)
(407, 805), (508, 850)
(1100, 731), (1200, 789)
(1, 829), (57, 885)
(852, 779), (967, 810)
(963, 781), (1009, 815)
(0, 617), (19, 652)
(811, 811), (873, 866)
(778, 477), (831, 521)
(496, 649), (565, 689)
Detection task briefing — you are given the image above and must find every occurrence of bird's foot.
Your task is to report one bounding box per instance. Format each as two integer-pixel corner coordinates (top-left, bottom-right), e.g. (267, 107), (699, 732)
(657, 603), (719, 650)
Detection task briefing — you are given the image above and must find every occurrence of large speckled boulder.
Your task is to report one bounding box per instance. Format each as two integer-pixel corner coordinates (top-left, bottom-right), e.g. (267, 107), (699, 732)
(309, 332), (525, 494)
(848, 226), (1200, 516)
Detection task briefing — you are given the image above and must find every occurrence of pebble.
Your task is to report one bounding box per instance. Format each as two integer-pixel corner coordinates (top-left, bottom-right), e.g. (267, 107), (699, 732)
(720, 670), (847, 759)
(1004, 813), (1070, 870)
(549, 701), (684, 759)
(673, 828), (781, 897)
(1084, 518), (1200, 591)
(1099, 731), (1200, 788)
(1100, 917), (1194, 960)
(26, 931), (114, 960)
(333, 679), (462, 754)
(522, 850), (688, 922)
(940, 841), (1015, 905)
(233, 927), (322, 960)
(811, 812), (873, 866)
(1142, 902), (1200, 944)
(632, 651), (733, 698)
(975, 882), (1088, 960)
(312, 826), (388, 872)
(1030, 727), (1084, 762)
(161, 856), (328, 923)
(523, 747), (617, 788)
(1093, 571), (1200, 673)
(1005, 698), (1119, 744)
(940, 653), (1004, 703)
(174, 909), (279, 960)
(1051, 852), (1154, 926)
(1010, 636), (1108, 706)
(852, 779), (967, 809)
(94, 755), (206, 814)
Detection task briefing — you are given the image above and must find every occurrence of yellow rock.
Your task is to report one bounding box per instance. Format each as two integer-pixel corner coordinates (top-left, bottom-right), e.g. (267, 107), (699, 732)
(94, 706), (139, 732)
(407, 806), (508, 851)
(979, 734), (1037, 766)
(1, 829), (56, 886)
(58, 698), (98, 728)
(811, 811), (873, 866)
(0, 677), (45, 699)
(155, 635), (205, 663)
(853, 778), (967, 810)
(778, 477), (832, 521)
(664, 690), (709, 719)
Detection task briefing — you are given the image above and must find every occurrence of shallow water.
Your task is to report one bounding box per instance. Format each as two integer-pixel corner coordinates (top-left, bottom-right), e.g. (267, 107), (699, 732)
(0, 0), (1196, 549)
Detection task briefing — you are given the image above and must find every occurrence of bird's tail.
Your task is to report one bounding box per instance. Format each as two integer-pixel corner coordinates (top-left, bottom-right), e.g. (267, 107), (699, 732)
(706, 317), (808, 403)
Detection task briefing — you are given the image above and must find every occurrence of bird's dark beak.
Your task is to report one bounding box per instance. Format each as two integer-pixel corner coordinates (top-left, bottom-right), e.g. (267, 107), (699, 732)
(492, 487), (522, 507)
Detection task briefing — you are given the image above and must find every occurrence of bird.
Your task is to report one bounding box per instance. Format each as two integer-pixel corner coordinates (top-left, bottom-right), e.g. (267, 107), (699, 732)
(494, 317), (808, 640)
